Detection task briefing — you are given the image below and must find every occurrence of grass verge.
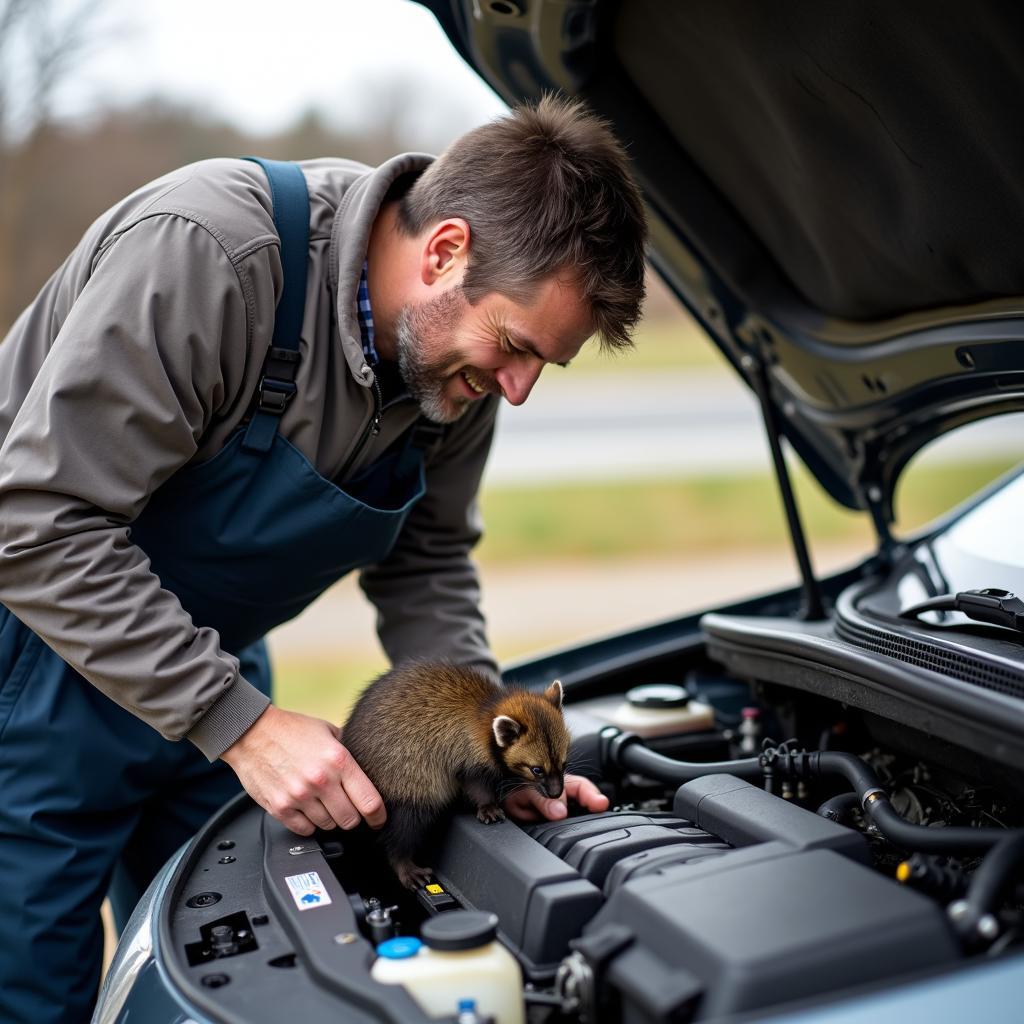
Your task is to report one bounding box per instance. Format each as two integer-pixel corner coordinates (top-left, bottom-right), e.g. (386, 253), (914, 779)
(270, 655), (386, 721)
(475, 457), (1019, 565)
(571, 317), (724, 374)
(274, 457), (1020, 717)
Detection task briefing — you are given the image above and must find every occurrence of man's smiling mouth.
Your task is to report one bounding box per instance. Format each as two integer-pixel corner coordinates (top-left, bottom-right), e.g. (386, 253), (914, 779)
(461, 369), (489, 395)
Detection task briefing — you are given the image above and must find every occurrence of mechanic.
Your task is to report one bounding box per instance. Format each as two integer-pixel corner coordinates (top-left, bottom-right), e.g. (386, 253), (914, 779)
(0, 95), (646, 1021)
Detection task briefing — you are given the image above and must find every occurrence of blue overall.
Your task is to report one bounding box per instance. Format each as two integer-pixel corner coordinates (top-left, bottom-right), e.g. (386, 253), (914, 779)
(0, 160), (427, 1023)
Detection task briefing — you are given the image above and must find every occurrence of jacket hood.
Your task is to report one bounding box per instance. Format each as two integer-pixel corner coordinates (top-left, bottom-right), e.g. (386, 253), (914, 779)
(417, 0), (1024, 524)
(329, 152), (434, 387)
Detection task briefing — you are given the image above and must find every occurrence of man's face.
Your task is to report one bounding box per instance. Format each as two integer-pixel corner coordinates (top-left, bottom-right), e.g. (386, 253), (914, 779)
(394, 273), (593, 424)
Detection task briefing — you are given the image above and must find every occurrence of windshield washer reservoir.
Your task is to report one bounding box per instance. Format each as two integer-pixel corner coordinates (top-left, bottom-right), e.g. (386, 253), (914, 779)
(572, 688), (715, 738)
(370, 911), (524, 1024)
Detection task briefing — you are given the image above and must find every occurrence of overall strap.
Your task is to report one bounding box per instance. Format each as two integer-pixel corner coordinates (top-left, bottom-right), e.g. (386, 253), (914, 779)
(395, 416), (448, 478)
(241, 157), (310, 452)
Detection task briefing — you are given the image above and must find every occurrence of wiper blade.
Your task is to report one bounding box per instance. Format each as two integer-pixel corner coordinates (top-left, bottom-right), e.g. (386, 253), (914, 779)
(901, 588), (1024, 634)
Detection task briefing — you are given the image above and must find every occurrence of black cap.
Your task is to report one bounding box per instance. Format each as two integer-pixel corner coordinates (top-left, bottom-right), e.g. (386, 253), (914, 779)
(420, 911), (498, 951)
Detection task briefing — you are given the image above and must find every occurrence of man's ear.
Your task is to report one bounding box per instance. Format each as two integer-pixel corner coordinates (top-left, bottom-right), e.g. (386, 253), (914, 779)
(420, 218), (470, 285)
(544, 680), (564, 710)
(492, 715), (522, 748)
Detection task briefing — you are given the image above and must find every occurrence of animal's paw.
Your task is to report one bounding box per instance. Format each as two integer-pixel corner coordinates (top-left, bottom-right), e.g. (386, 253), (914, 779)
(395, 860), (434, 891)
(476, 803), (506, 824)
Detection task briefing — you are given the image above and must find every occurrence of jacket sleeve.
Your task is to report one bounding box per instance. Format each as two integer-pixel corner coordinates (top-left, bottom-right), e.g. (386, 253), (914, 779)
(358, 395), (500, 678)
(0, 214), (272, 758)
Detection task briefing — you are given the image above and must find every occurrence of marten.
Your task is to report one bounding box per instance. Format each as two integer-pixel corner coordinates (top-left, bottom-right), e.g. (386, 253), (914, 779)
(341, 660), (570, 889)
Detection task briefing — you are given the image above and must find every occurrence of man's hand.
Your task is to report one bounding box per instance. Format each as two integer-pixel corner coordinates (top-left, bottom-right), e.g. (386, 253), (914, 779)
(221, 705), (385, 836)
(502, 773), (609, 823)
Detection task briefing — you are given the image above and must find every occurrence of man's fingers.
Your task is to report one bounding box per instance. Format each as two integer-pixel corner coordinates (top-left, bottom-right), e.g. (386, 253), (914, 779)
(500, 787), (539, 821)
(279, 808), (318, 837)
(303, 744), (384, 830)
(530, 791), (568, 821)
(337, 750), (387, 828)
(511, 790), (544, 821)
(222, 709), (386, 833)
(506, 775), (608, 823)
(565, 774), (609, 813)
(317, 784), (363, 831)
(307, 798), (344, 832)
(503, 786), (567, 822)
(542, 796), (568, 820)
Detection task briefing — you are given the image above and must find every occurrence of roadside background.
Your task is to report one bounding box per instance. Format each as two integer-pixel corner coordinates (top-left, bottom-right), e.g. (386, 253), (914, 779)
(4, 1), (1018, 724)
(3, 0), (1022, 969)
(268, 315), (1021, 724)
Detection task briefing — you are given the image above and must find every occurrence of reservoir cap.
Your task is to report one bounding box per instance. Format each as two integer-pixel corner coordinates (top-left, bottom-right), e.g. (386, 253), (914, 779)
(377, 936), (422, 959)
(627, 683), (690, 708)
(421, 910), (498, 951)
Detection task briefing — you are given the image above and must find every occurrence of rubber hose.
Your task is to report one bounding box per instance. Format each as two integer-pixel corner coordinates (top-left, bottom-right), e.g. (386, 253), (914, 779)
(615, 744), (1011, 853)
(961, 830), (1024, 924)
(816, 751), (881, 795)
(867, 800), (1008, 854)
(617, 739), (762, 784)
(817, 752), (1008, 854)
(816, 791), (860, 823)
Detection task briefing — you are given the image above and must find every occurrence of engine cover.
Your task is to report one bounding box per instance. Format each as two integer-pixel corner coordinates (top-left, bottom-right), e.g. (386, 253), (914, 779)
(581, 843), (959, 1021)
(434, 780), (961, 1020)
(433, 810), (728, 975)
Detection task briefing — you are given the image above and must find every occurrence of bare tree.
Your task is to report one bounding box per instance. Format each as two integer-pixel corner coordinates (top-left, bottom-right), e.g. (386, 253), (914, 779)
(0, 0), (115, 142)
(0, 0), (116, 326)
(0, 0), (31, 139)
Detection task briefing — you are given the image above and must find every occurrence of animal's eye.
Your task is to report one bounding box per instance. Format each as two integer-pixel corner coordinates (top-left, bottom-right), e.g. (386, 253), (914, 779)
(531, 766), (544, 777)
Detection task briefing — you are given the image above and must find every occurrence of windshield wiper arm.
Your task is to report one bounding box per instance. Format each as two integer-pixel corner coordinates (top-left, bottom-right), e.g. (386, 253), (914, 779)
(901, 588), (1024, 634)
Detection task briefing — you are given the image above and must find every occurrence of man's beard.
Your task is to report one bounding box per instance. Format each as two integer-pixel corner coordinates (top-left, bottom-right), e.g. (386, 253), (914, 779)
(394, 285), (472, 424)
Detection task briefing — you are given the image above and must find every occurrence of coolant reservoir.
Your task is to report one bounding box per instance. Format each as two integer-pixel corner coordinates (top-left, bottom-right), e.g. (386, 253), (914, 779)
(571, 683), (715, 738)
(370, 911), (525, 1024)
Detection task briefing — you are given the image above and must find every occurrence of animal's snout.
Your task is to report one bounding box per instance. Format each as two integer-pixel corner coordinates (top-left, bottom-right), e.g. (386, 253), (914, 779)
(543, 777), (564, 799)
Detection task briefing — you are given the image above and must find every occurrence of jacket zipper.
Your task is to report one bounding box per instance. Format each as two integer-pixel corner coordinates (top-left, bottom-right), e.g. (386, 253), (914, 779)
(338, 375), (382, 480)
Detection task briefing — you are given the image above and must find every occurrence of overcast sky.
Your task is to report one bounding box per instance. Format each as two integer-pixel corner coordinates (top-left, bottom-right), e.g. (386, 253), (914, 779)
(38, 0), (507, 143)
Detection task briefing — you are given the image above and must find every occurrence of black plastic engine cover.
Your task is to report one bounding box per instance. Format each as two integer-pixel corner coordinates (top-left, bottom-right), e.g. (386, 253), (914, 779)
(582, 843), (960, 1022)
(526, 811), (730, 889)
(434, 811), (729, 975)
(434, 814), (604, 976)
(673, 774), (870, 862)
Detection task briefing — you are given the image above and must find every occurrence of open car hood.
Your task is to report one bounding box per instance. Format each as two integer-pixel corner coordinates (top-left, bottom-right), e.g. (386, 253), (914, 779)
(417, 0), (1024, 524)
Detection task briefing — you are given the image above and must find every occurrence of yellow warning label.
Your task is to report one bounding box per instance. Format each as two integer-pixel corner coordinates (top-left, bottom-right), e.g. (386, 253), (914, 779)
(425, 883), (445, 895)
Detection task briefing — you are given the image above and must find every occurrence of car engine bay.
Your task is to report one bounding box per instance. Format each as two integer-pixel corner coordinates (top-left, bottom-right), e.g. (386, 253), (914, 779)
(149, 577), (1024, 1024)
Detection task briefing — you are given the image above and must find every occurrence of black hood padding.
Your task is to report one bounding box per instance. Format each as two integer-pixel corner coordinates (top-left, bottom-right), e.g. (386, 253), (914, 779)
(613, 0), (1024, 321)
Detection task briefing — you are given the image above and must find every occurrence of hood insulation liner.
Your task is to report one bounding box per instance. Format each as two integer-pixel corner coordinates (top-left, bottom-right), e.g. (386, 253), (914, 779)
(614, 0), (1024, 322)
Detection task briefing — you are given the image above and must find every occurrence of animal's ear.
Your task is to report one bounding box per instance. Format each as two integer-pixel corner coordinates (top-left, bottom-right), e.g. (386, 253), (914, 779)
(544, 679), (564, 710)
(492, 715), (522, 748)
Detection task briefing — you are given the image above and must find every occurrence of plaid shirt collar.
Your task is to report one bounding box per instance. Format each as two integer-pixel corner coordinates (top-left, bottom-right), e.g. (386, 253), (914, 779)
(356, 261), (378, 366)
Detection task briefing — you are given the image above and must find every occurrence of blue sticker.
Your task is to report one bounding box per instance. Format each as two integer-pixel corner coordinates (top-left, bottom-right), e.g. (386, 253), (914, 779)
(285, 870), (333, 911)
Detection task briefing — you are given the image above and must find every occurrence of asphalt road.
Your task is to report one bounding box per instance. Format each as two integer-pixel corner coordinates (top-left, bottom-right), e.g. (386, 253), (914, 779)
(485, 368), (1024, 485)
(268, 364), (1023, 664)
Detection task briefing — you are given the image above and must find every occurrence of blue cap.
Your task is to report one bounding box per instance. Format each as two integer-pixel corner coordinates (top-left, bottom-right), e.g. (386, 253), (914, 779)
(376, 936), (422, 959)
(458, 1000), (477, 1011)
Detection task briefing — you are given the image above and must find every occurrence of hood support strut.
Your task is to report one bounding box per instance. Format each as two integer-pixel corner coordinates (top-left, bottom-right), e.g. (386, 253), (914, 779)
(743, 352), (827, 620)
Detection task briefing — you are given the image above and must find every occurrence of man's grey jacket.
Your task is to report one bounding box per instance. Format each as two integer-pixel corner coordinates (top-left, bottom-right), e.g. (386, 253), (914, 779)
(0, 156), (499, 760)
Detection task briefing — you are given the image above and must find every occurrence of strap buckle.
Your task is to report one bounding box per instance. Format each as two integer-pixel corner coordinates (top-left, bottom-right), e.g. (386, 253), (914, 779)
(256, 376), (297, 415)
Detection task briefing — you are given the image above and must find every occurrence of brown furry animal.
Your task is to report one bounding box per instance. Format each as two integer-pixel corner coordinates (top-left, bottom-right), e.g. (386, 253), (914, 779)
(341, 660), (570, 889)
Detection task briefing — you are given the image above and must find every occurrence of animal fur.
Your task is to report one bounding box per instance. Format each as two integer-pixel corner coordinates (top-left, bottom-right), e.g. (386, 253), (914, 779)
(341, 659), (570, 889)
